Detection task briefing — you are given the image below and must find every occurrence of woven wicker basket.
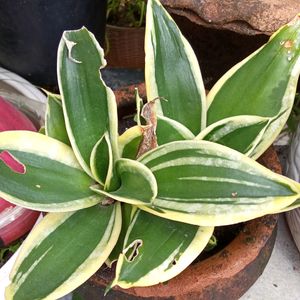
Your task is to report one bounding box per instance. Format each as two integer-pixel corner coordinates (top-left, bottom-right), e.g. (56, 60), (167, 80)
(105, 25), (145, 69)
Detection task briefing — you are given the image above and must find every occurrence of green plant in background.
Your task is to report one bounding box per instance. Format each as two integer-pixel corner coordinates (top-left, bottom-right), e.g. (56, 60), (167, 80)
(0, 242), (21, 268)
(1, 0), (300, 299)
(107, 0), (146, 27)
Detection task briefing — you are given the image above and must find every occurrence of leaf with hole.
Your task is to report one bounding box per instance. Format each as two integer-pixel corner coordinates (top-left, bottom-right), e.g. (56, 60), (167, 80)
(0, 131), (103, 212)
(110, 210), (213, 288)
(107, 203), (136, 266)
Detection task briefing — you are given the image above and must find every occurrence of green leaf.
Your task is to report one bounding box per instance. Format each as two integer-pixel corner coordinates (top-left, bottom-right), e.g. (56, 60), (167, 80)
(135, 88), (144, 127)
(90, 132), (115, 190)
(6, 203), (121, 300)
(91, 158), (157, 206)
(118, 126), (143, 159)
(45, 92), (70, 146)
(196, 115), (270, 157)
(107, 203), (136, 266)
(0, 240), (22, 262)
(138, 140), (300, 226)
(117, 116), (194, 159)
(145, 0), (206, 134)
(276, 198), (300, 213)
(38, 126), (46, 135)
(207, 16), (300, 159)
(156, 115), (195, 145)
(58, 27), (119, 177)
(111, 210), (213, 288)
(0, 131), (102, 212)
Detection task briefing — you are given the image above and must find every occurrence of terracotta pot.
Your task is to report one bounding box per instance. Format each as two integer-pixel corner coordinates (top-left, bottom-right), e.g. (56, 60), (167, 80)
(78, 83), (279, 300)
(161, 0), (300, 36)
(106, 25), (145, 69)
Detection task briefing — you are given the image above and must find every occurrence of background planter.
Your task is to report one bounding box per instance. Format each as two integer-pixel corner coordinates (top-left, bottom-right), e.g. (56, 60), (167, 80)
(74, 83), (279, 300)
(105, 25), (145, 69)
(0, 67), (46, 128)
(0, 0), (107, 87)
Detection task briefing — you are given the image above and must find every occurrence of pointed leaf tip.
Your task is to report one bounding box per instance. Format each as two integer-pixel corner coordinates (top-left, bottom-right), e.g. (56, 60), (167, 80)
(145, 0), (206, 134)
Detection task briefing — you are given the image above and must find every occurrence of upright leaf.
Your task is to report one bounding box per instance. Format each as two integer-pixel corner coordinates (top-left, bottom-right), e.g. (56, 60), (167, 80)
(58, 27), (119, 177)
(6, 204), (121, 300)
(145, 0), (206, 134)
(111, 210), (213, 288)
(207, 16), (300, 159)
(0, 131), (102, 212)
(45, 92), (70, 145)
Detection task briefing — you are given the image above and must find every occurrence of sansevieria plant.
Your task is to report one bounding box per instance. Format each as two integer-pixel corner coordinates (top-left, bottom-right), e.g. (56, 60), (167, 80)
(1, 0), (300, 298)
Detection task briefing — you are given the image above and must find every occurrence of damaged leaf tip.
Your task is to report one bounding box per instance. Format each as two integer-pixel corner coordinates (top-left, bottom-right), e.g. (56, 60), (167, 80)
(63, 35), (82, 64)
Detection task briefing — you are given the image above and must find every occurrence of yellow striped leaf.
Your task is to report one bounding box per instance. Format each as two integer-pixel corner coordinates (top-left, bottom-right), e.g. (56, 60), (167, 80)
(6, 203), (121, 300)
(58, 28), (119, 177)
(111, 210), (213, 288)
(0, 131), (102, 212)
(137, 140), (300, 226)
(207, 16), (300, 159)
(145, 0), (206, 134)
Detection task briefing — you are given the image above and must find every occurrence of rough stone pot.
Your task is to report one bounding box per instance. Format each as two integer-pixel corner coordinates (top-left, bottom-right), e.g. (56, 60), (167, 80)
(75, 83), (279, 300)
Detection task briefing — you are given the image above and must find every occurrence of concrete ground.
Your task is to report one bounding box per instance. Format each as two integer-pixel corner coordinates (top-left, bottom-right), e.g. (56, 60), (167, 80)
(241, 145), (300, 300)
(241, 214), (300, 300)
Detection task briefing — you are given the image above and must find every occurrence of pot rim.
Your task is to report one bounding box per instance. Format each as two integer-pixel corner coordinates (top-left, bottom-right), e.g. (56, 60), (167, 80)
(106, 24), (145, 32)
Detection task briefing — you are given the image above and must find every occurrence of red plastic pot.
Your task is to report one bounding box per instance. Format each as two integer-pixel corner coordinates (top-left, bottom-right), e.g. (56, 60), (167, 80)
(0, 96), (40, 247)
(0, 96), (36, 132)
